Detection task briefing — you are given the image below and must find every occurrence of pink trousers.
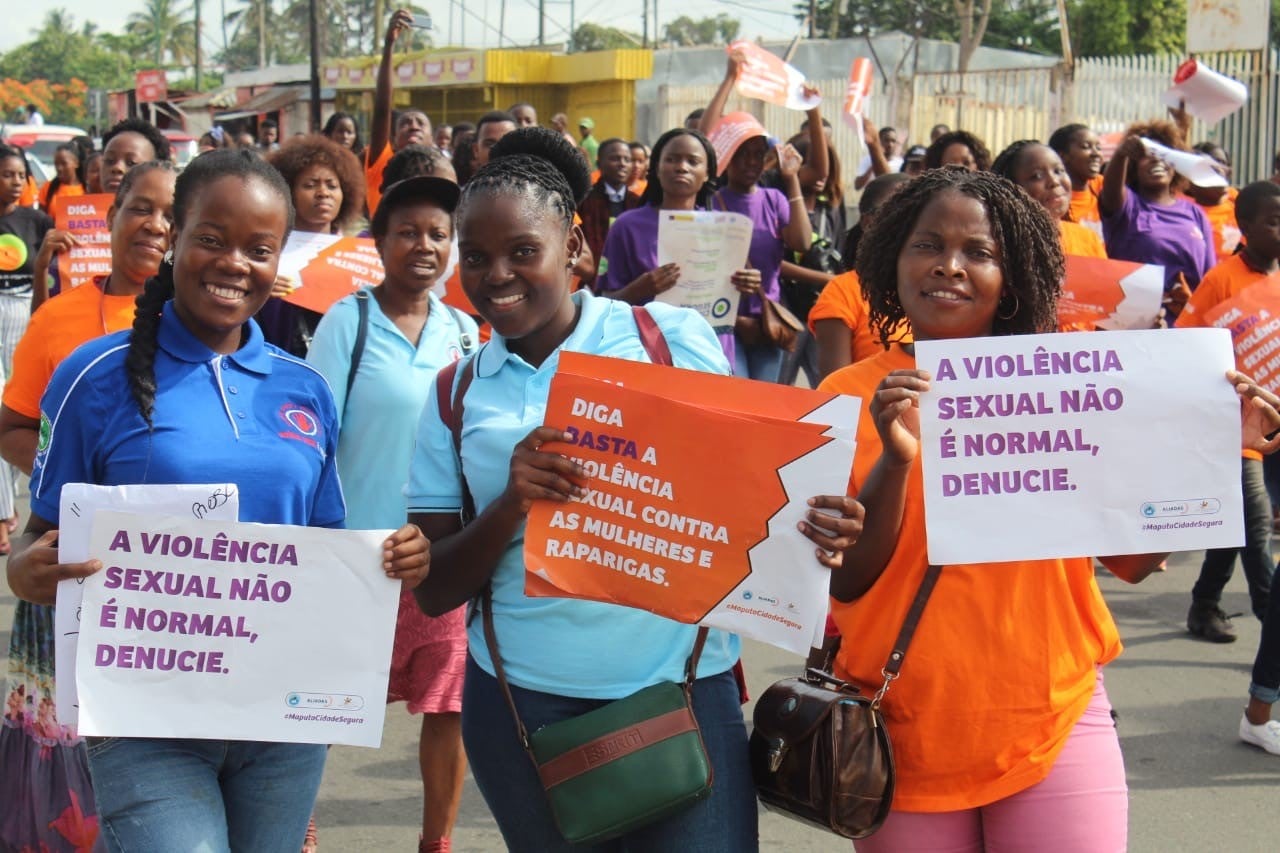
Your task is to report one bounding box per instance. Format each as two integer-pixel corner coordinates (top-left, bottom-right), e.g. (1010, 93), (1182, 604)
(854, 674), (1127, 853)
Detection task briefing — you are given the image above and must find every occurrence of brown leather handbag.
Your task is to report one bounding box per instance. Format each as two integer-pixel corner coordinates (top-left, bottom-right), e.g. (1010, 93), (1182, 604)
(749, 564), (941, 839)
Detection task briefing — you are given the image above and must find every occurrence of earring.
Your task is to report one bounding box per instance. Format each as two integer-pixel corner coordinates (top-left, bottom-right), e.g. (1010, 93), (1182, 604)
(567, 256), (579, 269)
(996, 290), (1020, 321)
(163, 249), (174, 265)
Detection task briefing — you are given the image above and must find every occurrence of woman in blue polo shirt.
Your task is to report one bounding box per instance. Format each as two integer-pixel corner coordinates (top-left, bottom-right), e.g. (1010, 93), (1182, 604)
(6, 149), (429, 853)
(307, 174), (475, 853)
(406, 127), (862, 851)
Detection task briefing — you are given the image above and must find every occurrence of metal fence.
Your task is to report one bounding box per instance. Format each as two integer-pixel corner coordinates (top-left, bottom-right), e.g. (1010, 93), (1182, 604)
(648, 49), (1280, 191)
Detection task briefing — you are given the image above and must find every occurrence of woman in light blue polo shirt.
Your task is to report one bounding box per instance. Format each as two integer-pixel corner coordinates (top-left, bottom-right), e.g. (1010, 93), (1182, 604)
(407, 128), (863, 851)
(6, 150), (430, 853)
(307, 174), (476, 853)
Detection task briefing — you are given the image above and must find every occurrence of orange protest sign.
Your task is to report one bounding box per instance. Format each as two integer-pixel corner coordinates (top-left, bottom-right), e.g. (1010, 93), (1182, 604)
(842, 58), (873, 130)
(1059, 255), (1164, 331)
(727, 40), (821, 112)
(523, 353), (859, 653)
(282, 237), (384, 313)
(1202, 274), (1280, 392)
(51, 193), (113, 290)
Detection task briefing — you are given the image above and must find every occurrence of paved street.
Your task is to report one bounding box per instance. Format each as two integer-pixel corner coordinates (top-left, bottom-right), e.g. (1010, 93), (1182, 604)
(4, 516), (1279, 850)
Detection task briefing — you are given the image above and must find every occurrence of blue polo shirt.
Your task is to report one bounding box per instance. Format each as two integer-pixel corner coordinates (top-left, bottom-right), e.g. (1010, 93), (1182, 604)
(307, 289), (477, 530)
(406, 290), (739, 699)
(32, 302), (345, 529)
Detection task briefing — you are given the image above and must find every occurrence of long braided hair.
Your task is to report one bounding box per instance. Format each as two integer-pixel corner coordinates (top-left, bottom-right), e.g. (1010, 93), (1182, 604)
(857, 168), (1063, 345)
(126, 149), (293, 427)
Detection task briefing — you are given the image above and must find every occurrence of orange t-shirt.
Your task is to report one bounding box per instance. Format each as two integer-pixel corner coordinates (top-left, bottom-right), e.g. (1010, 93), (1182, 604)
(4, 276), (139, 418)
(1176, 251), (1272, 461)
(1067, 175), (1104, 240)
(1059, 219), (1106, 259)
(807, 270), (911, 364)
(40, 182), (84, 211)
(19, 175), (38, 208)
(1193, 187), (1242, 262)
(364, 143), (393, 216)
(819, 345), (1123, 812)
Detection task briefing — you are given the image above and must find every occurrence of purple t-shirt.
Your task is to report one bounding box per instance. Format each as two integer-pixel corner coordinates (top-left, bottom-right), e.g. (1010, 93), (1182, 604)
(597, 204), (736, 365)
(1102, 189), (1216, 289)
(712, 187), (791, 316)
(598, 204), (662, 295)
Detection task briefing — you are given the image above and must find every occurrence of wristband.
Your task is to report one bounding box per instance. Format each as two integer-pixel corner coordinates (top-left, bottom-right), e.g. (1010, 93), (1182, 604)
(788, 195), (804, 204)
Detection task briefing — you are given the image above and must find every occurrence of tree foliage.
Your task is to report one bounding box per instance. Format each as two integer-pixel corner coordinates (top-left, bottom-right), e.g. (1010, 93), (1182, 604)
(661, 14), (741, 47)
(127, 0), (197, 67)
(570, 22), (642, 52)
(0, 10), (134, 96)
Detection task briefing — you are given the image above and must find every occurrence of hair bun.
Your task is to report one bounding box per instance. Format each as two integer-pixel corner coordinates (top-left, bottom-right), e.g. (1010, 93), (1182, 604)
(490, 126), (592, 205)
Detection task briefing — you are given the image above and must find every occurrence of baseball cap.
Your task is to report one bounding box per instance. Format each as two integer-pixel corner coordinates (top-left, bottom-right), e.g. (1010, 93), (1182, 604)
(371, 175), (461, 235)
(706, 112), (770, 176)
(579, 117), (595, 130)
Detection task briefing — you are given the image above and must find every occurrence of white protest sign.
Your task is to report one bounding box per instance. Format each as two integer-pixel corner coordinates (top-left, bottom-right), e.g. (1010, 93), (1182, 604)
(655, 211), (751, 336)
(76, 512), (399, 747)
(1161, 58), (1248, 125)
(278, 230), (341, 282)
(916, 329), (1243, 564)
(56, 483), (240, 727)
(1141, 138), (1228, 188)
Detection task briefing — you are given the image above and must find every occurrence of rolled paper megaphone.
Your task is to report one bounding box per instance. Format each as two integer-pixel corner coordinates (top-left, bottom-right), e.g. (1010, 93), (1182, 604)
(1161, 59), (1248, 125)
(842, 58), (873, 130)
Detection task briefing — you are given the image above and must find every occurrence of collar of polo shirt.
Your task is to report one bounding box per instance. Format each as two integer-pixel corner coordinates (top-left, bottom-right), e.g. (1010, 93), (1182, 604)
(157, 301), (274, 374)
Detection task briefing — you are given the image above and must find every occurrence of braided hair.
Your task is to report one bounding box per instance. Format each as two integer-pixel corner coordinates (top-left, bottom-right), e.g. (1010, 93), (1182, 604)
(640, 128), (718, 209)
(856, 168), (1063, 345)
(990, 140), (1043, 181)
(126, 149), (293, 427)
(458, 126), (589, 231)
(924, 130), (992, 172)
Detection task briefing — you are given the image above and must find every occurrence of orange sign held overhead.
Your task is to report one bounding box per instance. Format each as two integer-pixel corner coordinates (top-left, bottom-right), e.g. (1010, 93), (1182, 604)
(523, 352), (859, 654)
(726, 40), (821, 112)
(51, 193), (114, 290)
(842, 58), (873, 129)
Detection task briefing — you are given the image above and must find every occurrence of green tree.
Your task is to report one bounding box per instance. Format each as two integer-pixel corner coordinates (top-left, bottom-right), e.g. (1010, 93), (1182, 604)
(127, 0), (197, 67)
(0, 10), (134, 92)
(570, 22), (642, 52)
(661, 14), (740, 46)
(983, 0), (1060, 55)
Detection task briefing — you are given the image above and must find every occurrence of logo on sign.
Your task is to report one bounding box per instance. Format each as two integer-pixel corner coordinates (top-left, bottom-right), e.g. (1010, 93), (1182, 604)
(711, 298), (732, 320)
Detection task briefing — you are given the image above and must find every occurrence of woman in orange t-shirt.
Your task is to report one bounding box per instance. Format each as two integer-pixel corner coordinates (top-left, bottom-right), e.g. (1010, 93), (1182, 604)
(1049, 123), (1105, 238)
(815, 168), (1280, 850)
(38, 143), (85, 211)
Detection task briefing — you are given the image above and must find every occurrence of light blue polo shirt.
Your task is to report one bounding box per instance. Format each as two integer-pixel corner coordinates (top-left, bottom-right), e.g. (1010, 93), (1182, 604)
(32, 302), (345, 529)
(307, 289), (477, 530)
(406, 290), (739, 699)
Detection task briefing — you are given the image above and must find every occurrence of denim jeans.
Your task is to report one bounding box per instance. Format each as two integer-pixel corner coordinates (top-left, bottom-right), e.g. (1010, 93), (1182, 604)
(461, 656), (759, 852)
(777, 329), (819, 388)
(1252, 585), (1280, 703)
(86, 736), (327, 852)
(732, 338), (784, 384)
(1191, 458), (1274, 620)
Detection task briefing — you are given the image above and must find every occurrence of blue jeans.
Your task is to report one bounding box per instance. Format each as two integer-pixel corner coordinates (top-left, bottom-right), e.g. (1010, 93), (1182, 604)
(777, 329), (819, 388)
(86, 737), (327, 852)
(1191, 458), (1274, 620)
(461, 656), (759, 852)
(732, 338), (784, 383)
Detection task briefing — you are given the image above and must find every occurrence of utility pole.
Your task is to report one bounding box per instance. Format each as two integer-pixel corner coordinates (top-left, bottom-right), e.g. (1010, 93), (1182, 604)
(195, 0), (203, 91)
(808, 0), (816, 39)
(643, 0), (648, 48)
(258, 0), (266, 68)
(539, 0), (545, 46)
(309, 0), (322, 131)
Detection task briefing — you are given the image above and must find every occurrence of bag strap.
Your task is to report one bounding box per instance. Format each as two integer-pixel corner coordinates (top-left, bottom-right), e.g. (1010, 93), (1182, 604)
(631, 305), (672, 366)
(446, 304), (477, 355)
(871, 563), (942, 708)
(434, 355), (478, 523)
(344, 290), (371, 402)
(483, 586), (709, 753)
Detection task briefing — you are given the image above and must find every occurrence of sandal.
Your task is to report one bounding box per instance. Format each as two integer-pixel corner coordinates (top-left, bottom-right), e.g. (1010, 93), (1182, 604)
(301, 816), (318, 852)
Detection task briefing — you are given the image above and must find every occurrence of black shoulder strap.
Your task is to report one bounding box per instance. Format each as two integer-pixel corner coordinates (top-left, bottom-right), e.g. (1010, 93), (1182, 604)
(344, 290), (371, 402)
(434, 354), (479, 523)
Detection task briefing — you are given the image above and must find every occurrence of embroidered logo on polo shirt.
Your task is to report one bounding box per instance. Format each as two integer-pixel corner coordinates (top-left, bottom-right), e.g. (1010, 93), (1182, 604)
(37, 413), (51, 451)
(278, 404), (322, 450)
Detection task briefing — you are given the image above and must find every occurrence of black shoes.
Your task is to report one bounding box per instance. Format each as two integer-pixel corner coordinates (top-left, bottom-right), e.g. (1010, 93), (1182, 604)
(1187, 600), (1238, 643)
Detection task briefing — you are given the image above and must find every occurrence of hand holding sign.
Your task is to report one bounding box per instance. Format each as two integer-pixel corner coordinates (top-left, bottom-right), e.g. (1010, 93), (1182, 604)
(8, 528), (102, 605)
(870, 368), (929, 466)
(1232, 370), (1280, 454)
(727, 40), (821, 112)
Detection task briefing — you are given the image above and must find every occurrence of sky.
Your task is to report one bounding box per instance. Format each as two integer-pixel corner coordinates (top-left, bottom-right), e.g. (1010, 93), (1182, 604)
(1, 0), (793, 55)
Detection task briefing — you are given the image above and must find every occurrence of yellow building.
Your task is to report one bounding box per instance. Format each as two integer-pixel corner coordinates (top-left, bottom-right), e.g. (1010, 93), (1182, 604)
(323, 48), (653, 142)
